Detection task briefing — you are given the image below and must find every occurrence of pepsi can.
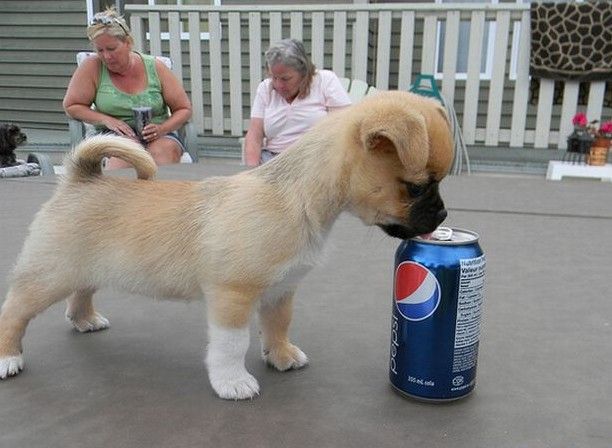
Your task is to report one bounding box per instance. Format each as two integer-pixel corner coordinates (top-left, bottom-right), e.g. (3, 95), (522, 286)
(389, 227), (486, 402)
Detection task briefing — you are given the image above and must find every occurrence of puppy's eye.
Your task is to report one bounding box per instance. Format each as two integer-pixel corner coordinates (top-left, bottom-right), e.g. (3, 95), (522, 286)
(404, 182), (428, 197)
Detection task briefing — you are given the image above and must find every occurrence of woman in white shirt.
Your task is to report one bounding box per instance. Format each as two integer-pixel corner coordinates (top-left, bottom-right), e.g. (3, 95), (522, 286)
(244, 39), (352, 167)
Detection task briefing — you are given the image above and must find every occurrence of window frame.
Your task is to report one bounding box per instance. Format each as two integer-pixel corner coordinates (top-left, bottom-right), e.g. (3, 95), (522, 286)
(146, 0), (221, 41)
(434, 0), (498, 81)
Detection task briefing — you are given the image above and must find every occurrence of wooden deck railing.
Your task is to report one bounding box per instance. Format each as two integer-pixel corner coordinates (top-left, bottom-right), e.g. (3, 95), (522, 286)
(125, 3), (609, 150)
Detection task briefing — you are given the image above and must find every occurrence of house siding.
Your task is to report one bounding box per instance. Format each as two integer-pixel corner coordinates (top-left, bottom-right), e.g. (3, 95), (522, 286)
(0, 0), (91, 129)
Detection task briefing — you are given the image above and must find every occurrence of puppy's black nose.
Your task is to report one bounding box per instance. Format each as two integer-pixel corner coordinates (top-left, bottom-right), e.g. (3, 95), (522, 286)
(436, 209), (448, 224)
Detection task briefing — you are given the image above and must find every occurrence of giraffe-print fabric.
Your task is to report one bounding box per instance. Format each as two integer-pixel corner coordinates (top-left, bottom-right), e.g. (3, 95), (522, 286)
(529, 1), (612, 81)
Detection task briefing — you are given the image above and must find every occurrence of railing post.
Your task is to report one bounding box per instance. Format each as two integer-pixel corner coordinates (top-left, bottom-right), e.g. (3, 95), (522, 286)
(188, 12), (204, 133)
(509, 10), (531, 148)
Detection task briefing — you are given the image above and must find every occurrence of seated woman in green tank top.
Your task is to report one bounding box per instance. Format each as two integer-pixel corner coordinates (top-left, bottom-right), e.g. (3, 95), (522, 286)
(63, 7), (192, 169)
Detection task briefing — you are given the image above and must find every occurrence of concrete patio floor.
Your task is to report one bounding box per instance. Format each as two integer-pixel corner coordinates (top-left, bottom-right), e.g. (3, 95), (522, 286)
(0, 160), (611, 448)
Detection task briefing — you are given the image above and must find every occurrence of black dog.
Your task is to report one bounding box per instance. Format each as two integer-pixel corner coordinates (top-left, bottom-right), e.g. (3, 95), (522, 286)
(0, 124), (27, 168)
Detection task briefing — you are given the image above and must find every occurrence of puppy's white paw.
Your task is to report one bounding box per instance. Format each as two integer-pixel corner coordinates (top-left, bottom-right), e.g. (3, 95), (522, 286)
(209, 370), (260, 400)
(263, 343), (309, 371)
(0, 354), (24, 379)
(66, 312), (110, 333)
(206, 323), (257, 399)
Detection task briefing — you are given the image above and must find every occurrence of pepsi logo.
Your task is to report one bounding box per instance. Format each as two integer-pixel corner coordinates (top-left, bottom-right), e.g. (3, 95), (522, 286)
(452, 376), (465, 387)
(395, 261), (441, 321)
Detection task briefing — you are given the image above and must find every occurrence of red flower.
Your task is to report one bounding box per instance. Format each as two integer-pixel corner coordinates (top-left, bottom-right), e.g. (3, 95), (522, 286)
(599, 121), (612, 136)
(572, 113), (588, 127)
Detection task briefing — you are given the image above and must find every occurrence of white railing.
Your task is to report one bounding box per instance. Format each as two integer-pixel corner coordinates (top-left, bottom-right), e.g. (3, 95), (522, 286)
(125, 3), (610, 150)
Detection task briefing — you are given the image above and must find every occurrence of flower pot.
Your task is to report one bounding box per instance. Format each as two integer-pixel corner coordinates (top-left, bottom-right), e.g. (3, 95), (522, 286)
(587, 138), (610, 166)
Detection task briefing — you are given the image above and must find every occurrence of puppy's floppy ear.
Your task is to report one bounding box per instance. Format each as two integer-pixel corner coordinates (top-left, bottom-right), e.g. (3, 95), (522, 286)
(359, 109), (428, 174)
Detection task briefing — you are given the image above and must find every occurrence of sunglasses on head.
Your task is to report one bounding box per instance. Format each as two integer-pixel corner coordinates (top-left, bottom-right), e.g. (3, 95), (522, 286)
(90, 14), (130, 35)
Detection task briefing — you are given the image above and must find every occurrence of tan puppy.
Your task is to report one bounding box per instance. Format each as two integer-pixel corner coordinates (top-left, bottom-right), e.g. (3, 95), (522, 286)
(0, 91), (453, 400)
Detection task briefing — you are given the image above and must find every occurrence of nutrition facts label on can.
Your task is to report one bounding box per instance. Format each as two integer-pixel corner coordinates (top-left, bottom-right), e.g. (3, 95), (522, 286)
(454, 255), (486, 349)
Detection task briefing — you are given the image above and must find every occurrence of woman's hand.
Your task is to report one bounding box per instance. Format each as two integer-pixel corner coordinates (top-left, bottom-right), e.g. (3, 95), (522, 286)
(102, 116), (136, 139)
(142, 123), (165, 143)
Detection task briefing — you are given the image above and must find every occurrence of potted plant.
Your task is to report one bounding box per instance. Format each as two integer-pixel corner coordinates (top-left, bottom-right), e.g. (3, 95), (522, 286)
(566, 113), (594, 158)
(588, 120), (612, 166)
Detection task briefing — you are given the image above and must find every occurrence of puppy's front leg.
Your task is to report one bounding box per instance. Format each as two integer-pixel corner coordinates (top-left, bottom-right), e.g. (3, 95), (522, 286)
(205, 288), (259, 400)
(259, 293), (308, 371)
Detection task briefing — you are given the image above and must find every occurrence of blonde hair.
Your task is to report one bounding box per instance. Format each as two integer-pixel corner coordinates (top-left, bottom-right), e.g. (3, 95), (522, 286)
(87, 7), (133, 43)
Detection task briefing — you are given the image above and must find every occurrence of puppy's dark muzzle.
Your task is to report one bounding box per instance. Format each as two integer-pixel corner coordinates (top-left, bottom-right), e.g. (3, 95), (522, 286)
(436, 208), (448, 224)
(379, 209), (446, 240)
(378, 186), (447, 240)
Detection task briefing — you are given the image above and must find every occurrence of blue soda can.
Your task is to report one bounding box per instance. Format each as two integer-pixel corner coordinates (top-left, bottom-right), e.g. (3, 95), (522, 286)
(389, 227), (486, 402)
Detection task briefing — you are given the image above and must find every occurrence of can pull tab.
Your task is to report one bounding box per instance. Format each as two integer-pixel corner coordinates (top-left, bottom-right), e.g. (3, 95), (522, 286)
(432, 227), (453, 241)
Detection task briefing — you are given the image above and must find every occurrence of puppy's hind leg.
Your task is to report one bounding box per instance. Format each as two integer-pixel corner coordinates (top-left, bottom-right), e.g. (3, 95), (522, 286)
(258, 293), (308, 371)
(65, 288), (109, 333)
(205, 287), (260, 400)
(0, 278), (72, 379)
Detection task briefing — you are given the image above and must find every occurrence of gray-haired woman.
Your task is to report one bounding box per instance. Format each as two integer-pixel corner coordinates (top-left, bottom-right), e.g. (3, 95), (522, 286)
(244, 39), (351, 167)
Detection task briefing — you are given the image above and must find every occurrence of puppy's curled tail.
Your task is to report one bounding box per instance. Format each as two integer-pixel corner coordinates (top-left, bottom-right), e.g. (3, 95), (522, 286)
(65, 135), (157, 182)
